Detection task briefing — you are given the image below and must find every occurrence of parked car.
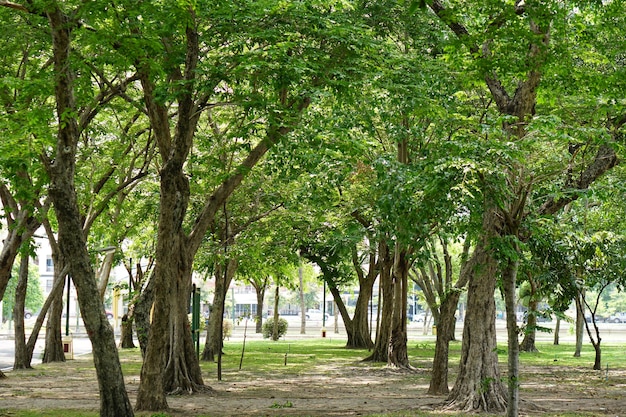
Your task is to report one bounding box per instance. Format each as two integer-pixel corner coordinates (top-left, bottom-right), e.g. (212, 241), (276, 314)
(408, 312), (426, 323)
(24, 310), (34, 319)
(608, 312), (626, 323)
(305, 309), (329, 321)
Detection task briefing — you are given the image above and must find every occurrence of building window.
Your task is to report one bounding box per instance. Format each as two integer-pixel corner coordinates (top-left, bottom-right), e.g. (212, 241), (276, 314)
(46, 279), (54, 292)
(46, 257), (54, 272)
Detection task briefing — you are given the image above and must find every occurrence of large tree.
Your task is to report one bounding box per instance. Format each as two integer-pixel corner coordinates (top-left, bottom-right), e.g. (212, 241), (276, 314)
(421, 1), (623, 414)
(122, 1), (367, 409)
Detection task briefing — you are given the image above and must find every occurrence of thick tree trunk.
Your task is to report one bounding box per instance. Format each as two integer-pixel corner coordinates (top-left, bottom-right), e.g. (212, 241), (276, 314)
(428, 291), (461, 394)
(163, 271), (205, 394)
(347, 279), (374, 349)
(42, 275), (66, 363)
(388, 248), (410, 369)
(364, 241), (393, 362)
(120, 314), (135, 348)
(137, 167), (210, 409)
(446, 224), (506, 412)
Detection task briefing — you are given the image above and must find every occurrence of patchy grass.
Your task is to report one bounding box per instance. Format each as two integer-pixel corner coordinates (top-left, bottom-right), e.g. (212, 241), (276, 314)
(0, 340), (624, 417)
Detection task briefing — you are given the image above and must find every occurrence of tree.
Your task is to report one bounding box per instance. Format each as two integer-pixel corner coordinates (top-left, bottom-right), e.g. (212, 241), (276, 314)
(411, 236), (470, 394)
(126, 1), (366, 409)
(420, 2), (624, 413)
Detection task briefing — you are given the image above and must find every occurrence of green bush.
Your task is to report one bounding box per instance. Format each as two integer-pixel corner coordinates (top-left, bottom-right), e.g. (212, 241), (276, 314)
(262, 317), (288, 339)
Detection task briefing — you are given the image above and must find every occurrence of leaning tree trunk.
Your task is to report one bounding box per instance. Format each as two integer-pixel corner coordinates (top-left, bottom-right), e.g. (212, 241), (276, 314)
(446, 216), (506, 412)
(13, 254), (30, 369)
(428, 290), (462, 394)
(347, 279), (374, 349)
(388, 248), (410, 369)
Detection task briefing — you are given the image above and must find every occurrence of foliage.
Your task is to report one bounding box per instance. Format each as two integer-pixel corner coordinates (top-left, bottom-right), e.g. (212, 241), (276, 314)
(2, 260), (44, 320)
(261, 317), (288, 339)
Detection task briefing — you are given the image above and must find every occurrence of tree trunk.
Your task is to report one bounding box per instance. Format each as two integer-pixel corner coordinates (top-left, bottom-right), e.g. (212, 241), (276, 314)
(520, 297), (538, 352)
(120, 314), (135, 348)
(553, 317), (560, 345)
(254, 284), (265, 334)
(135, 271), (155, 357)
(574, 294), (584, 357)
(502, 257), (520, 417)
(202, 260), (236, 361)
(347, 278), (374, 349)
(428, 290), (462, 394)
(364, 240), (393, 362)
(18, 268), (67, 369)
(299, 266), (306, 334)
(13, 254), (30, 369)
(41, 288), (65, 363)
(163, 270), (205, 394)
(446, 223), (506, 412)
(272, 285), (280, 341)
(388, 248), (410, 369)
(41, 241), (66, 364)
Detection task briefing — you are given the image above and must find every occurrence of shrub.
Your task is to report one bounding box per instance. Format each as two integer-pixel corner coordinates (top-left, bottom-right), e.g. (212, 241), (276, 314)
(262, 317), (288, 340)
(223, 319), (233, 340)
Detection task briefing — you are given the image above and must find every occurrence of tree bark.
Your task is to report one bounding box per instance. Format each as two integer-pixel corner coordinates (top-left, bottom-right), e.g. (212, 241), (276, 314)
(574, 294), (584, 357)
(272, 285), (280, 341)
(364, 240), (393, 362)
(428, 290), (462, 394)
(299, 266), (306, 334)
(446, 211), (506, 412)
(202, 259), (236, 361)
(120, 314), (135, 348)
(520, 297), (538, 352)
(13, 253), (30, 369)
(134, 271), (155, 357)
(44, 8), (135, 415)
(253, 280), (266, 334)
(502, 257), (520, 417)
(553, 317), (560, 345)
(388, 248), (410, 369)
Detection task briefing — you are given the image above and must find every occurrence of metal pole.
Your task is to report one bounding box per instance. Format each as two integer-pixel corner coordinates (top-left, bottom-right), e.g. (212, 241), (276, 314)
(65, 274), (71, 336)
(322, 281), (326, 328)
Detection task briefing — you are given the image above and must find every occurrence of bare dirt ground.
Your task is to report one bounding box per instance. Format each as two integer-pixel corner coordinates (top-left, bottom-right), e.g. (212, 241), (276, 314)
(1, 354), (625, 417)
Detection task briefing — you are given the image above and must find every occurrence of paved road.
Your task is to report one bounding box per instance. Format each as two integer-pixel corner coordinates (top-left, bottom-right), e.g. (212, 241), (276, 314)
(0, 333), (94, 371)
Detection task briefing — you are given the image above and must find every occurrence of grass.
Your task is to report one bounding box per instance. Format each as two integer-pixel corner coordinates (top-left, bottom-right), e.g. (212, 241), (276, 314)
(1, 339), (624, 417)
